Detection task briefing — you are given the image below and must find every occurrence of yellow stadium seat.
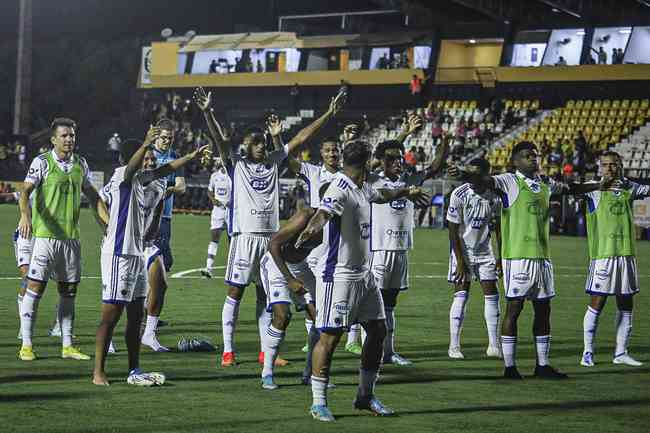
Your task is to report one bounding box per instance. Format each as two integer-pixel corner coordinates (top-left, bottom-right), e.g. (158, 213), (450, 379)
(628, 109), (637, 118)
(460, 101), (468, 109)
(576, 100), (584, 109)
(593, 100), (602, 109)
(469, 100), (478, 109)
(566, 100), (575, 108)
(631, 100), (640, 109)
(616, 117), (625, 126)
(621, 100), (630, 109)
(581, 109), (590, 117)
(612, 100), (621, 109)
(640, 99), (649, 109)
(606, 117), (615, 126)
(523, 100), (531, 109)
(504, 100), (513, 109)
(531, 100), (540, 110)
(602, 100), (611, 109)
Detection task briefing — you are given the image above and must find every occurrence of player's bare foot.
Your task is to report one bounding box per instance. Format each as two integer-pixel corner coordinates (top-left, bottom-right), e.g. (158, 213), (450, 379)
(93, 372), (110, 386)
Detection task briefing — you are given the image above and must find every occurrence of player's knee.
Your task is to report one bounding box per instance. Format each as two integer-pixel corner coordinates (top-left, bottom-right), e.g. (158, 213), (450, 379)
(227, 285), (244, 300)
(366, 320), (387, 342)
(381, 289), (399, 308)
(273, 308), (292, 329)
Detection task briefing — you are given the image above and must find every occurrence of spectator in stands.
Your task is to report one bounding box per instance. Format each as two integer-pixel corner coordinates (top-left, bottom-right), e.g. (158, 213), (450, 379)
(376, 53), (389, 69)
(555, 56), (567, 66)
(38, 144), (49, 154)
(587, 53), (596, 64)
(597, 46), (607, 64)
(0, 141), (8, 170)
(108, 132), (121, 163)
(15, 140), (26, 169)
(256, 59), (264, 73)
(290, 83), (300, 114)
(409, 75), (423, 105)
(209, 59), (218, 74)
(548, 143), (564, 169)
(618, 48), (625, 63)
(404, 146), (418, 167)
(563, 161), (574, 178)
(611, 48), (618, 65)
(574, 130), (587, 178)
(234, 57), (244, 73)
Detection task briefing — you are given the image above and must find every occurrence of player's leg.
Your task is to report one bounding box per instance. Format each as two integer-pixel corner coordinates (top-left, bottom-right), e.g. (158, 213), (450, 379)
(159, 218), (174, 272)
(202, 227), (222, 278)
(302, 303), (319, 383)
(345, 323), (362, 355)
(531, 298), (567, 378)
(125, 297), (146, 372)
(479, 270), (501, 357)
(93, 302), (125, 385)
(354, 282), (393, 416)
(311, 329), (343, 421)
(582, 294), (607, 366)
(221, 234), (247, 365)
(447, 251), (470, 358)
(142, 255), (170, 352)
(16, 265), (28, 338)
(613, 294), (642, 366)
(500, 298), (524, 379)
(380, 251), (410, 365)
(261, 302), (292, 388)
(57, 281), (88, 359)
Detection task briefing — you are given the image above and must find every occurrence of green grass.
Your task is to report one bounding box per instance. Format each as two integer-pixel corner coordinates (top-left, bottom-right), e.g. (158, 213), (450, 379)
(0, 204), (649, 433)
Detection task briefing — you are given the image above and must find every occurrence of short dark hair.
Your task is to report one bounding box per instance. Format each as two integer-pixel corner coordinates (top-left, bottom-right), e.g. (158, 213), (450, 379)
(468, 158), (491, 174)
(600, 150), (622, 162)
(156, 118), (174, 132)
(321, 137), (340, 146)
(510, 141), (536, 160)
(50, 118), (77, 137)
(374, 140), (403, 159)
(119, 139), (142, 162)
(342, 140), (371, 167)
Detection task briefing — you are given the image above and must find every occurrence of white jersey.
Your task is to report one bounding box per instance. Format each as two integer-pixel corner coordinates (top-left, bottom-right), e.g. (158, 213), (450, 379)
(100, 166), (154, 257)
(298, 162), (338, 208)
(369, 171), (425, 251)
(208, 167), (232, 208)
(227, 147), (287, 234)
(318, 172), (382, 282)
(446, 183), (501, 263)
(143, 179), (166, 246)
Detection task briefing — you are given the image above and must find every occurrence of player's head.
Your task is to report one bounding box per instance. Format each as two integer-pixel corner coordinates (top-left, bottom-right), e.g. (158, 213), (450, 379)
(143, 148), (157, 170)
(153, 118), (175, 152)
(50, 117), (77, 154)
(342, 140), (371, 171)
(466, 158), (491, 191)
(320, 138), (340, 169)
(119, 139), (143, 165)
(243, 127), (266, 162)
(510, 141), (538, 174)
(213, 156), (223, 170)
(375, 140), (405, 179)
(599, 151), (622, 180)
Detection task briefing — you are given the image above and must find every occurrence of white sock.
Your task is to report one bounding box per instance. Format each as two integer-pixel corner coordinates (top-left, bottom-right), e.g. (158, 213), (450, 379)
(305, 318), (313, 336)
(206, 241), (218, 269)
(222, 296), (240, 353)
(311, 375), (329, 406)
(361, 327), (367, 346)
(449, 291), (468, 348)
(383, 307), (395, 356)
(501, 335), (517, 367)
(615, 310), (633, 357)
(304, 326), (320, 378)
(535, 335), (551, 366)
(17, 293), (23, 319)
(358, 368), (378, 398)
(483, 294), (500, 348)
(583, 306), (600, 354)
(347, 323), (360, 345)
(258, 309), (272, 352)
(262, 325), (285, 377)
(58, 295), (75, 348)
(143, 315), (159, 338)
(20, 289), (41, 347)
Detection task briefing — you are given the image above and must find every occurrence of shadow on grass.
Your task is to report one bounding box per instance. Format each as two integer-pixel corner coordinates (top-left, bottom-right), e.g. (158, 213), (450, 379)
(0, 372), (90, 384)
(0, 392), (88, 403)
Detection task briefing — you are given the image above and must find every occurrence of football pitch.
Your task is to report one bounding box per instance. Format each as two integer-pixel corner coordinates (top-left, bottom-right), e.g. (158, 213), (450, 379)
(1, 205), (649, 433)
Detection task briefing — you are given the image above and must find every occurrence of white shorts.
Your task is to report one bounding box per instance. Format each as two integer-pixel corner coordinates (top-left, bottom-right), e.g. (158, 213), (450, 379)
(101, 254), (147, 304)
(447, 253), (498, 283)
(225, 233), (271, 288)
(260, 252), (311, 311)
(13, 230), (34, 268)
(315, 278), (385, 330)
(503, 258), (555, 300)
(210, 206), (228, 231)
(287, 259), (316, 303)
(28, 238), (82, 283)
(144, 245), (162, 271)
(585, 256), (639, 296)
(370, 250), (409, 291)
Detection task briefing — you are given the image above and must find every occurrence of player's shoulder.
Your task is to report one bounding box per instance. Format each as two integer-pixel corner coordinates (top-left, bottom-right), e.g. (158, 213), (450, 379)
(452, 183), (472, 199)
(332, 172), (352, 190)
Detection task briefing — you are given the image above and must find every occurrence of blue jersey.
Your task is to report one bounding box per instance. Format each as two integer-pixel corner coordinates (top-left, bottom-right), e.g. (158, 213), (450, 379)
(153, 148), (184, 218)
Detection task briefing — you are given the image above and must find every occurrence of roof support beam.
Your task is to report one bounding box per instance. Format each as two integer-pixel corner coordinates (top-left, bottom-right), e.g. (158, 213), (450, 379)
(537, 0), (583, 19)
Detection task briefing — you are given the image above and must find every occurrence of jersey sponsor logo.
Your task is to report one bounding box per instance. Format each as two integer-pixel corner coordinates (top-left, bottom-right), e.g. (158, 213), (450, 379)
(360, 223), (371, 239)
(470, 217), (487, 229)
(595, 269), (609, 280)
(334, 301), (349, 314)
(250, 209), (273, 216)
(216, 187), (228, 195)
(513, 272), (529, 283)
(608, 201), (626, 216)
(526, 200), (544, 216)
(386, 228), (409, 239)
(235, 259), (250, 270)
(608, 230), (625, 240)
(250, 178), (270, 191)
(529, 182), (541, 193)
(389, 199), (408, 210)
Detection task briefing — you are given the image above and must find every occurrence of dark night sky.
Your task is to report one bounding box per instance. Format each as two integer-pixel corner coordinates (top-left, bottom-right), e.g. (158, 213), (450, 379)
(0, 0), (387, 40)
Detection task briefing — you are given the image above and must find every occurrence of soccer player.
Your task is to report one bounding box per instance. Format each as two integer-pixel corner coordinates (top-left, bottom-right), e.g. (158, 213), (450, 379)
(258, 186), (330, 389)
(202, 157), (231, 278)
(295, 140), (429, 422)
(446, 158), (502, 359)
(93, 129), (208, 386)
(450, 141), (611, 380)
(580, 151), (648, 367)
(151, 118), (186, 272)
(17, 117), (108, 362)
(368, 137), (448, 365)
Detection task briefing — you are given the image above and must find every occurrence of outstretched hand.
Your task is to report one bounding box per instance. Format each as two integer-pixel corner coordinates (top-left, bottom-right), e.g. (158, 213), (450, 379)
(189, 144), (212, 160)
(401, 113), (423, 136)
(266, 114), (283, 137)
(407, 187), (431, 208)
(193, 87), (212, 112)
(287, 278), (306, 296)
(447, 164), (462, 178)
(329, 91), (347, 115)
(143, 125), (161, 146)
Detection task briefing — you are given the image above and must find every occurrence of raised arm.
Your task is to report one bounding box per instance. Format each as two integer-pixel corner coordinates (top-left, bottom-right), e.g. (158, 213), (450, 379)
(152, 145), (210, 180)
(374, 185), (430, 208)
(395, 113), (423, 145)
(193, 87), (230, 163)
(448, 164), (496, 191)
(124, 126), (159, 183)
(18, 182), (35, 239)
(423, 134), (450, 179)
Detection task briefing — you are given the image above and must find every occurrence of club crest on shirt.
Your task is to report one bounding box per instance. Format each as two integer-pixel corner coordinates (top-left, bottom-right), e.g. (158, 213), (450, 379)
(529, 182), (540, 193)
(250, 178), (270, 191)
(389, 199), (408, 211)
